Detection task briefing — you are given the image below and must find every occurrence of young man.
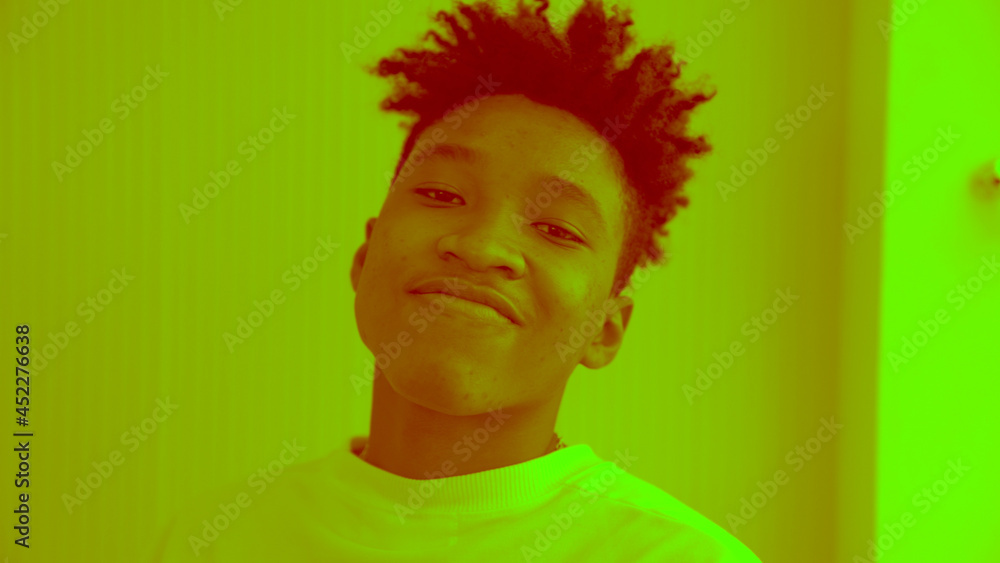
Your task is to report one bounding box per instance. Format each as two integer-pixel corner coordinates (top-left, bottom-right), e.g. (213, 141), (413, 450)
(153, 0), (761, 560)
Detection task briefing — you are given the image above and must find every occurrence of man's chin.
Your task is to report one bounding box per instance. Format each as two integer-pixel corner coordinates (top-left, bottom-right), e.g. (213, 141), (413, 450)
(383, 370), (501, 418)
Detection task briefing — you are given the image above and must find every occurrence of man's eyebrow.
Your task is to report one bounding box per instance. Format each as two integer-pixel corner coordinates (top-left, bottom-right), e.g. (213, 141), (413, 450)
(418, 143), (482, 165)
(419, 143), (609, 237)
(538, 176), (608, 237)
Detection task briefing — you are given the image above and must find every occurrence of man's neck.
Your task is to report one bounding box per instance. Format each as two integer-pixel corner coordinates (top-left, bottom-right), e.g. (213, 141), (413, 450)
(361, 372), (564, 480)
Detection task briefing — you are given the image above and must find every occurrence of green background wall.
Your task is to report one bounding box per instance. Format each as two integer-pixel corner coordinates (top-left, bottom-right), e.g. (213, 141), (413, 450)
(875, 0), (1000, 561)
(0, 0), (994, 561)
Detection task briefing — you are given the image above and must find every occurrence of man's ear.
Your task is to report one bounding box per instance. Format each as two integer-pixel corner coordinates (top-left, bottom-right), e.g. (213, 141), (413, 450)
(350, 218), (378, 293)
(580, 294), (634, 369)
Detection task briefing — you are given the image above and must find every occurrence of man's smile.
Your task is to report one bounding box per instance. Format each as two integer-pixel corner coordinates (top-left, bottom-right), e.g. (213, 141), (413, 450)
(408, 277), (524, 325)
(409, 291), (517, 327)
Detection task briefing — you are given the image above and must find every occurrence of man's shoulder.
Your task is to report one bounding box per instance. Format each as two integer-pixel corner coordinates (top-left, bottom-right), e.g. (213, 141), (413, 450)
(151, 451), (337, 562)
(563, 458), (762, 562)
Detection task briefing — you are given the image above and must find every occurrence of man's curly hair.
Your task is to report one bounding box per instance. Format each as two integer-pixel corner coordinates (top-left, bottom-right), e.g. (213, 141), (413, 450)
(368, 0), (715, 296)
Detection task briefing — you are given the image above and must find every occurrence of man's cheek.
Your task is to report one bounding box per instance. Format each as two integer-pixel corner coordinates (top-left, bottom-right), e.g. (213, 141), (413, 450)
(533, 320), (577, 365)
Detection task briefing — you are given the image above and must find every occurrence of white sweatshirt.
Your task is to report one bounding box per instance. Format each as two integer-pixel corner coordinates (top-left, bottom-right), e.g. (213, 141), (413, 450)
(151, 438), (761, 562)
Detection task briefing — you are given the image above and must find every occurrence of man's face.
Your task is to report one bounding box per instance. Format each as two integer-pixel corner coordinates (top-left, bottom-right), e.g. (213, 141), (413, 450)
(351, 94), (633, 416)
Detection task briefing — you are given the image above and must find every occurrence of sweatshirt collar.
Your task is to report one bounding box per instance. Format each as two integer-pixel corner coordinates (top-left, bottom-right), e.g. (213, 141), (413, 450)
(328, 438), (606, 513)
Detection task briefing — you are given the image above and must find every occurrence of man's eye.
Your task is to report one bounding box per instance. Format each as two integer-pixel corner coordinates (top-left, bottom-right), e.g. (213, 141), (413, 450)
(415, 188), (463, 204)
(536, 223), (584, 244)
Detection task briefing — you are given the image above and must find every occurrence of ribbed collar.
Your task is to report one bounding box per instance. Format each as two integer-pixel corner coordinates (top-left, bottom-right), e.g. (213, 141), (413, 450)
(325, 438), (607, 514)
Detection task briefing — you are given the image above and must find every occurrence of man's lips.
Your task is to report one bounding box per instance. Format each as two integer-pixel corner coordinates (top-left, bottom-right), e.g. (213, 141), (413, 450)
(410, 292), (514, 325)
(408, 278), (524, 325)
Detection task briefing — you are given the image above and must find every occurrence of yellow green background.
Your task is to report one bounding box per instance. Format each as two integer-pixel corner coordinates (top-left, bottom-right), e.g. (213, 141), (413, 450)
(1, 0), (997, 561)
